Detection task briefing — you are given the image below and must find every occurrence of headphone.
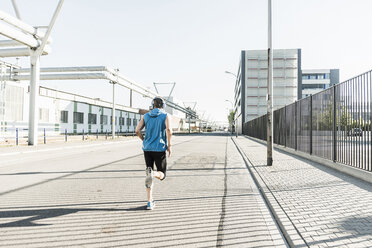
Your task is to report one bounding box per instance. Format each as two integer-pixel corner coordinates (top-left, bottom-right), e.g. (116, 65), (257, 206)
(151, 97), (166, 109)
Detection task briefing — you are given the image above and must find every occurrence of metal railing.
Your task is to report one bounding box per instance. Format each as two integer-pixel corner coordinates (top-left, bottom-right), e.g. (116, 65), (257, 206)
(243, 69), (372, 172)
(0, 128), (139, 146)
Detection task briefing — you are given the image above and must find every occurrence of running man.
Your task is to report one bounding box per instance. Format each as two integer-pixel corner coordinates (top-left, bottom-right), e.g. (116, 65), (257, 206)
(135, 97), (172, 210)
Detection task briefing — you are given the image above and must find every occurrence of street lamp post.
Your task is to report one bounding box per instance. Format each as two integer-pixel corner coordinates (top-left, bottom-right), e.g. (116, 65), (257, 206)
(267, 0), (274, 166)
(225, 71), (237, 78)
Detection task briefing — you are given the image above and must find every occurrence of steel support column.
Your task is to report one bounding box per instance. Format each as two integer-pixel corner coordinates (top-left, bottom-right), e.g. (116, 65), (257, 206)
(28, 55), (40, 145)
(112, 81), (115, 139)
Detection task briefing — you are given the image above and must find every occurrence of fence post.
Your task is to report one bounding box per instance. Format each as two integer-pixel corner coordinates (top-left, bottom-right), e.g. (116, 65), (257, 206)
(16, 128), (18, 146)
(65, 129), (67, 142)
(295, 101), (297, 150)
(82, 129), (85, 141)
(310, 95), (313, 155)
(44, 128), (46, 144)
(333, 86), (337, 162)
(284, 106), (287, 147)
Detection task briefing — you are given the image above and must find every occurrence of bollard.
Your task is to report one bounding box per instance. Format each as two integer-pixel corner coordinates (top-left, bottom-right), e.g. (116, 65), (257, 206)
(82, 129), (85, 141)
(96, 129), (98, 139)
(65, 129), (67, 142)
(106, 130), (108, 140)
(16, 128), (18, 146)
(44, 128), (46, 144)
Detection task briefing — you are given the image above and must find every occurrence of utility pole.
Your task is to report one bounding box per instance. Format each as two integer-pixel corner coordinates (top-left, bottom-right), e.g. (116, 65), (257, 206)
(28, 0), (64, 145)
(129, 89), (133, 107)
(267, 0), (273, 166)
(111, 81), (115, 139)
(112, 68), (119, 139)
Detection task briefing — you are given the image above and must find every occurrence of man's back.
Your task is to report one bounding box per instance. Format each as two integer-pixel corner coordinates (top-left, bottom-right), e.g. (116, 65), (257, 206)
(143, 108), (167, 152)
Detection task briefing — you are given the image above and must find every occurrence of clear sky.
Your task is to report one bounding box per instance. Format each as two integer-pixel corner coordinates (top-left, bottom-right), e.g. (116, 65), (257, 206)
(2, 0), (372, 124)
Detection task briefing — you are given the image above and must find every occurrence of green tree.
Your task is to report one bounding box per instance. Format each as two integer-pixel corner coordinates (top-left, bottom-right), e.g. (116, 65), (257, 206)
(227, 110), (235, 127)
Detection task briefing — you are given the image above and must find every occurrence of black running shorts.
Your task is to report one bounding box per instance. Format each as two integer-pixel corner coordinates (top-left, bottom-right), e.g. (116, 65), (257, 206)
(144, 151), (167, 180)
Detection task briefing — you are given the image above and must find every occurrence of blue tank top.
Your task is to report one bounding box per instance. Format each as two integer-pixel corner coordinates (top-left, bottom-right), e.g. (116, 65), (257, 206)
(143, 108), (168, 152)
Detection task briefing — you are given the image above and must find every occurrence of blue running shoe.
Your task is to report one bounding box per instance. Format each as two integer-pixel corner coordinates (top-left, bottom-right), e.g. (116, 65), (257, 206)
(146, 201), (155, 210)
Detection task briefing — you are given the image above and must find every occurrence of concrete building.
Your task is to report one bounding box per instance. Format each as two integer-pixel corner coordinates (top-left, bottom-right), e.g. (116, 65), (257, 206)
(301, 69), (339, 98)
(234, 49), (302, 134)
(0, 79), (143, 140)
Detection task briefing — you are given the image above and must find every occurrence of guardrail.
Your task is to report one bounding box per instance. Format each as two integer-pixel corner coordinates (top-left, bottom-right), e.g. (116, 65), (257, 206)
(0, 128), (139, 146)
(0, 128), (198, 146)
(244, 69), (372, 172)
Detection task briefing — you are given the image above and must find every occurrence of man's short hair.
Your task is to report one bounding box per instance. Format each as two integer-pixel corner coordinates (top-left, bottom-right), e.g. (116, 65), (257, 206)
(153, 98), (164, 108)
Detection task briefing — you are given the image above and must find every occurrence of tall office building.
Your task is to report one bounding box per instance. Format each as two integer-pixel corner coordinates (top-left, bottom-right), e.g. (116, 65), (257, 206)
(234, 49), (302, 134)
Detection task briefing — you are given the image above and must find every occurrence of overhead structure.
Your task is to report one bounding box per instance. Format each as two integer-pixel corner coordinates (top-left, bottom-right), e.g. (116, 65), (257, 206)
(153, 82), (176, 102)
(9, 66), (197, 117)
(0, 9), (53, 57)
(7, 66), (200, 137)
(0, 0), (64, 146)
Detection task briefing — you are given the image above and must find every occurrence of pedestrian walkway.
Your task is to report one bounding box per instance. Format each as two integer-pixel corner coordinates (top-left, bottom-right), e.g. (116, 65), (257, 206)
(235, 136), (372, 248)
(0, 135), (287, 247)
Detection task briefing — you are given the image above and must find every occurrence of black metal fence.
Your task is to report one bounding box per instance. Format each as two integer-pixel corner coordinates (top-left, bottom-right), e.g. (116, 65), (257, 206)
(243, 69), (372, 172)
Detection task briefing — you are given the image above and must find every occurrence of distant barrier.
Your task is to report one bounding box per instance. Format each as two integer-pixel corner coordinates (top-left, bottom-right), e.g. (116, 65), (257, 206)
(0, 128), (139, 146)
(244, 69), (372, 172)
(0, 128), (197, 146)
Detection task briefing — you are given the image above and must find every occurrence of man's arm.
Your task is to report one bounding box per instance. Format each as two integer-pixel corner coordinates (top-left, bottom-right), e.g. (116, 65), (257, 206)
(165, 115), (172, 156)
(135, 117), (145, 141)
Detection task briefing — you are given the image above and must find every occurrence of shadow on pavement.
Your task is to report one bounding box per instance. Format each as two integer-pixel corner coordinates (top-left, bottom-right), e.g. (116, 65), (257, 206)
(0, 193), (254, 228)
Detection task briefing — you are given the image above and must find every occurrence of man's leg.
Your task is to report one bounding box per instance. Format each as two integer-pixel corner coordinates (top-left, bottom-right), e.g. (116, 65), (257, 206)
(144, 152), (155, 204)
(146, 187), (152, 203)
(154, 171), (164, 180)
(154, 151), (167, 181)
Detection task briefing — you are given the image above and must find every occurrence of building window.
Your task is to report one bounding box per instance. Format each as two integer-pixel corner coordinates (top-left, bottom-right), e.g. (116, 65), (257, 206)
(133, 118), (137, 126)
(39, 108), (49, 122)
(110, 116), (118, 125)
(100, 115), (107, 125)
(5, 85), (23, 121)
(60, 110), (68, 123)
(88, 113), (97, 124)
(317, 74), (325, 79)
(127, 117), (132, 126)
(302, 84), (327, 89)
(325, 73), (330, 79)
(119, 117), (125, 125)
(73, 112), (84, 124)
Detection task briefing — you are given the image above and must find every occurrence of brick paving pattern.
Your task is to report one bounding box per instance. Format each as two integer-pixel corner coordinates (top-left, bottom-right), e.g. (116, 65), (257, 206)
(236, 136), (372, 248)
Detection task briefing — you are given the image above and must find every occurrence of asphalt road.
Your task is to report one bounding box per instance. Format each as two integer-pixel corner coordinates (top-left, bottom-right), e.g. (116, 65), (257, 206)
(0, 134), (286, 247)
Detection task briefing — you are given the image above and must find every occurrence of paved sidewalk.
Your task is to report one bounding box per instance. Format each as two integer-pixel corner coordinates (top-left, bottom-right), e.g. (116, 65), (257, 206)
(235, 136), (372, 248)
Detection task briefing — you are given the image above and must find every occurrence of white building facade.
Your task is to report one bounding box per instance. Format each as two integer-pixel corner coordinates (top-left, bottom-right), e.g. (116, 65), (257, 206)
(234, 49), (302, 133)
(0, 79), (143, 139)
